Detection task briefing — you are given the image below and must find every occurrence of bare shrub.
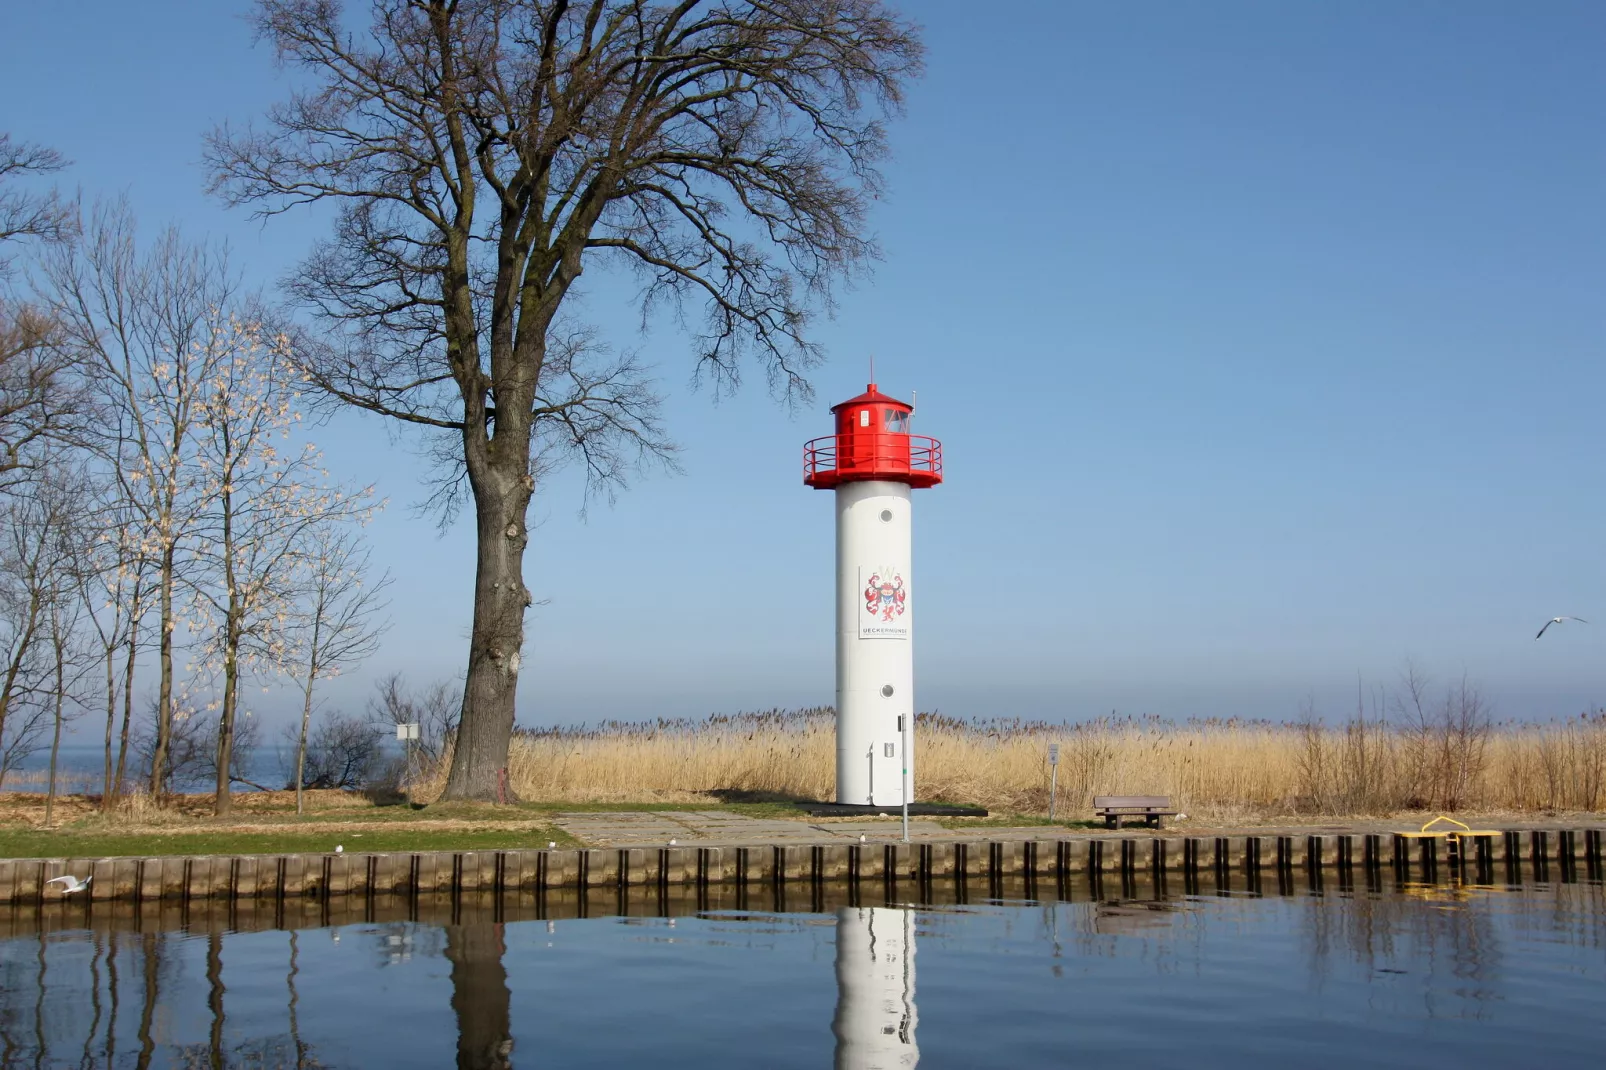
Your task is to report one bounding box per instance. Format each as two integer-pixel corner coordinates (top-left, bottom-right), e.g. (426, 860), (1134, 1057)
(1294, 697), (1334, 813)
(1393, 665), (1493, 810)
(133, 701), (262, 794)
(283, 710), (380, 791)
(367, 674), (459, 764)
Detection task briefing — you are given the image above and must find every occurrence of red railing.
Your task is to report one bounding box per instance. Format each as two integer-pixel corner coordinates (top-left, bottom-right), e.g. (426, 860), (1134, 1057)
(803, 434), (943, 488)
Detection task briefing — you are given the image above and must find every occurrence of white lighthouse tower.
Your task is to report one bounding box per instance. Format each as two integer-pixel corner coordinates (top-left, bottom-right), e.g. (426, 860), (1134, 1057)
(805, 384), (943, 806)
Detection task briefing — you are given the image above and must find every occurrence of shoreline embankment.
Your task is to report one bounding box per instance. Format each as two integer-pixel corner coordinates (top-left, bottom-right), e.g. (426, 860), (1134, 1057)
(2, 825), (1599, 904)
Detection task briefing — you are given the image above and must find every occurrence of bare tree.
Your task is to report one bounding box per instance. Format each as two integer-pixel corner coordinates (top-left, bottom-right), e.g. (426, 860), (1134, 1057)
(0, 471), (77, 785)
(133, 695), (265, 794)
(1392, 663), (1494, 811)
(289, 522), (391, 813)
(42, 577), (89, 828)
(368, 672), (460, 765)
(284, 708), (383, 790)
(188, 319), (379, 815)
(208, 0), (924, 799)
(42, 203), (240, 798)
(71, 492), (149, 809)
(0, 304), (85, 493)
(0, 134), (71, 273)
(0, 136), (83, 495)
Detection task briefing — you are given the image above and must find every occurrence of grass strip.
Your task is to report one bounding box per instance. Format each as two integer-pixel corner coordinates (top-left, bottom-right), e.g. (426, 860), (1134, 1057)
(0, 825), (577, 860)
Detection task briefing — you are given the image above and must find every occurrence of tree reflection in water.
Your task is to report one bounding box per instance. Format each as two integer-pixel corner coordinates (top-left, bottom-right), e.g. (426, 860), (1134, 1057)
(0, 875), (1597, 1067)
(446, 922), (514, 1070)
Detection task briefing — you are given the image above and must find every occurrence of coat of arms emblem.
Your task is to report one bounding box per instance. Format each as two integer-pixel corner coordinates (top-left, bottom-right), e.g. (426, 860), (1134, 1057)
(864, 573), (907, 622)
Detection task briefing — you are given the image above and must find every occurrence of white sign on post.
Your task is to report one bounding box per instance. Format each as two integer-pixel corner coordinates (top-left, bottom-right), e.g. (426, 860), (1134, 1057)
(396, 723), (420, 741)
(1049, 743), (1059, 765)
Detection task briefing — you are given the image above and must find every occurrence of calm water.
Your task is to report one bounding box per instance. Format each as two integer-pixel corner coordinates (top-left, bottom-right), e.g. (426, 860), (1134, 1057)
(0, 874), (1601, 1068)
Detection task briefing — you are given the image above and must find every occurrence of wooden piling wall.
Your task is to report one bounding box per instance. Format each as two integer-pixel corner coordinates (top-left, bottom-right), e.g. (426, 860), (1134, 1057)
(1, 829), (1599, 904)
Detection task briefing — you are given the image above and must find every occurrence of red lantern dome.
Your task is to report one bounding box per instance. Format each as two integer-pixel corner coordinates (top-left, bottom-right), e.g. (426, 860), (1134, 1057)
(803, 383), (942, 490)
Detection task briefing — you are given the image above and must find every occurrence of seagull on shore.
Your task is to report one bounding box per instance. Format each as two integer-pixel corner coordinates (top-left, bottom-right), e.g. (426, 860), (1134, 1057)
(45, 875), (91, 895)
(547, 841), (556, 850)
(334, 845), (343, 854)
(1536, 616), (1588, 640)
(859, 834), (867, 844)
(668, 839), (677, 846)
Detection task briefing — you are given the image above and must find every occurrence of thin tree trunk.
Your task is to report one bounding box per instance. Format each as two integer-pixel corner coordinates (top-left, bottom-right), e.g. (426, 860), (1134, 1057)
(105, 930), (120, 1069)
(287, 931), (306, 1070)
(443, 467), (531, 801)
(151, 545), (175, 798)
(45, 645), (66, 828)
(84, 937), (103, 1070)
(295, 616), (321, 816)
(102, 642), (116, 811)
(0, 590), (44, 783)
(214, 613), (239, 815)
(136, 932), (158, 1070)
(115, 619), (138, 801)
(213, 466), (239, 816)
(206, 930), (225, 1070)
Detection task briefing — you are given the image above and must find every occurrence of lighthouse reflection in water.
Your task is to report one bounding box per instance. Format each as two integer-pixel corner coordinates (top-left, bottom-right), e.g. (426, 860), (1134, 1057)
(832, 907), (919, 1069)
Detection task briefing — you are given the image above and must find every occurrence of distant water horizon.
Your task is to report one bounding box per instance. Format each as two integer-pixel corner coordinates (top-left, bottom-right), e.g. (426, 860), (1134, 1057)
(2, 742), (325, 795)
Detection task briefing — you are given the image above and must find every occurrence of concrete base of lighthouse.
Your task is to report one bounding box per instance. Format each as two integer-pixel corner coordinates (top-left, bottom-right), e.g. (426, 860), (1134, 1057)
(835, 480), (915, 806)
(797, 801), (988, 817)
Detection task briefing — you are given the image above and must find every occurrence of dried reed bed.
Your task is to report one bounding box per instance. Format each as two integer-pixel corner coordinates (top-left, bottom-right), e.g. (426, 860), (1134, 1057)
(411, 709), (1606, 818)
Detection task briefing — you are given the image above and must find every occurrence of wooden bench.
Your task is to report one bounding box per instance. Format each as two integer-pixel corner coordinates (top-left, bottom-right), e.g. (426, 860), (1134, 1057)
(1093, 795), (1177, 830)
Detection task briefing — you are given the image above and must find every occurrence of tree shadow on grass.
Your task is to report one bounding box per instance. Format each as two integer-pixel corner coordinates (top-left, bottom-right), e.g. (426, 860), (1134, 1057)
(705, 788), (819, 805)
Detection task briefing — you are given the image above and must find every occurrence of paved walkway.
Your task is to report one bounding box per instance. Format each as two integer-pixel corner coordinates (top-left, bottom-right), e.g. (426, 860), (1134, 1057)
(553, 811), (952, 847)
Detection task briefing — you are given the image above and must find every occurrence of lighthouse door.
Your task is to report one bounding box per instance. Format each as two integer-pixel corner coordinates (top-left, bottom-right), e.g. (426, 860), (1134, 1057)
(868, 740), (903, 806)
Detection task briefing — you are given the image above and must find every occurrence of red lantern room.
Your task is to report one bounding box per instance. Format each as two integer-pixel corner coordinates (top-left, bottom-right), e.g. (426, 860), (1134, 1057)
(803, 383), (943, 490)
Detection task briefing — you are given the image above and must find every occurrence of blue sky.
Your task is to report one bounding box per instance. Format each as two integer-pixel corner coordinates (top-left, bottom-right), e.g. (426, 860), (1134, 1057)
(4, 1), (1604, 732)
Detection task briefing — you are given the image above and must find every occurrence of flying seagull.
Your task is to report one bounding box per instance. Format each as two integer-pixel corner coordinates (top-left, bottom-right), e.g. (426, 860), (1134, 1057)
(1536, 616), (1588, 640)
(45, 875), (91, 895)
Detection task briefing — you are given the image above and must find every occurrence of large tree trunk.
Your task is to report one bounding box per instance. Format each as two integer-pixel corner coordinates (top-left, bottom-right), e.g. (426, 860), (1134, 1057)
(445, 923), (513, 1070)
(442, 444), (532, 802)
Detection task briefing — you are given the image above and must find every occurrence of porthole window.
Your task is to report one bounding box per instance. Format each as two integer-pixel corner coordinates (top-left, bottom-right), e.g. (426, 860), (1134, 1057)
(881, 684), (895, 698)
(879, 509), (893, 522)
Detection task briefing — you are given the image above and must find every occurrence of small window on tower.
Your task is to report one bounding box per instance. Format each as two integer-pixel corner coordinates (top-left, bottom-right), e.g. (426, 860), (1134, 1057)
(859, 409), (870, 427)
(884, 409), (909, 434)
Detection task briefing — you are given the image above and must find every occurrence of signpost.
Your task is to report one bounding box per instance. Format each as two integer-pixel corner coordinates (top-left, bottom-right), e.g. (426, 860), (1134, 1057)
(397, 723), (420, 806)
(1047, 743), (1060, 822)
(901, 714), (911, 842)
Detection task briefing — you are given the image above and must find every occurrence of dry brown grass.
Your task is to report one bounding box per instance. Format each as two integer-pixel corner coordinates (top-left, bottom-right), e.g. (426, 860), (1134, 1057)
(416, 708), (1606, 819)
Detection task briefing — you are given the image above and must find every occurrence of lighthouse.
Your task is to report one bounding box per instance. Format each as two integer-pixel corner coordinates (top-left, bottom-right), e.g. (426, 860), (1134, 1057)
(804, 384), (942, 806)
